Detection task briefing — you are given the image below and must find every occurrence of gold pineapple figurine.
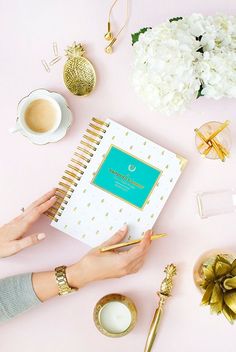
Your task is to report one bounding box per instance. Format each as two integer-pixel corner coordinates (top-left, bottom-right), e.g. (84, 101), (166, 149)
(63, 42), (96, 96)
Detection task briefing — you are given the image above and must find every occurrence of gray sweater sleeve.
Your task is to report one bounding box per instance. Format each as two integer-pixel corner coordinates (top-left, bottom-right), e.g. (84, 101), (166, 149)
(0, 273), (41, 323)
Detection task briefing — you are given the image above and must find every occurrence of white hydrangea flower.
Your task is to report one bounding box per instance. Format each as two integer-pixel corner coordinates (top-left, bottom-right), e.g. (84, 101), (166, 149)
(132, 19), (201, 115)
(198, 51), (236, 99)
(185, 13), (207, 37)
(197, 15), (236, 99)
(200, 14), (236, 51)
(132, 14), (236, 113)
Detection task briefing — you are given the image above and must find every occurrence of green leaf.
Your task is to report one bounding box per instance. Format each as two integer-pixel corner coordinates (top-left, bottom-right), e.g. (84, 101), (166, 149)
(197, 84), (204, 98)
(196, 35), (203, 41)
(131, 27), (152, 45)
(196, 47), (204, 54)
(222, 303), (236, 324)
(169, 16), (183, 23)
(201, 282), (214, 305)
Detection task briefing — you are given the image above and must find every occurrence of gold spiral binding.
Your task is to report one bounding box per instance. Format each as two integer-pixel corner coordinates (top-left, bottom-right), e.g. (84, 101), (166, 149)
(81, 140), (97, 151)
(77, 146), (93, 157)
(65, 170), (81, 180)
(62, 176), (78, 187)
(75, 152), (90, 163)
(55, 194), (68, 204)
(47, 117), (110, 222)
(59, 182), (74, 192)
(89, 123), (106, 133)
(70, 160), (85, 174)
(83, 135), (100, 145)
(73, 154), (87, 167)
(86, 129), (103, 139)
(56, 188), (68, 196)
(92, 117), (110, 127)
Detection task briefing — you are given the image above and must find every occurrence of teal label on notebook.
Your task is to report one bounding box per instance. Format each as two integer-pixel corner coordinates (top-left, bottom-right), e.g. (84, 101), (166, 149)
(92, 145), (161, 209)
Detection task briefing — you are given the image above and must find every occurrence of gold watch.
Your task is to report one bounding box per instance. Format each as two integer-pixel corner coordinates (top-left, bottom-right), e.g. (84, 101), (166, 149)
(54, 265), (77, 296)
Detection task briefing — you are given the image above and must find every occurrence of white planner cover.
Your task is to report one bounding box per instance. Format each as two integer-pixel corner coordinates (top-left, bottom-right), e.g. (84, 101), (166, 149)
(51, 119), (187, 246)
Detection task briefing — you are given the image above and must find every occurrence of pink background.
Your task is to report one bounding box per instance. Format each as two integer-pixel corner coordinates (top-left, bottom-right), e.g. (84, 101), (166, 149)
(1, 1), (236, 351)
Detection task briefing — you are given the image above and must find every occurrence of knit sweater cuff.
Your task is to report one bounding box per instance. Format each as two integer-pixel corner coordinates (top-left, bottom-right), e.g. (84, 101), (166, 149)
(0, 273), (41, 323)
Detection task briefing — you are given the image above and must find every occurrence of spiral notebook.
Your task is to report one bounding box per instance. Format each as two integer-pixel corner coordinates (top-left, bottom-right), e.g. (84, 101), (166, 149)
(47, 118), (187, 247)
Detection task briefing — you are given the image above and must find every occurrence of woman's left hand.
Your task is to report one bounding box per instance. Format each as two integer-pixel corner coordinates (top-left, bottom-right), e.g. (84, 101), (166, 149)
(0, 189), (57, 258)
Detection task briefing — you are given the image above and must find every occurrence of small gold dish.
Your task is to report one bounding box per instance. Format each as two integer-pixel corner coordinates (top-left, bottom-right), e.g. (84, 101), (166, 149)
(93, 293), (137, 337)
(63, 42), (96, 96)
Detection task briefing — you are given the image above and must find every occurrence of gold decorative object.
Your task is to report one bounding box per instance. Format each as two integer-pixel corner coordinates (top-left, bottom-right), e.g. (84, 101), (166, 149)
(144, 264), (177, 352)
(93, 293), (137, 337)
(193, 251), (236, 324)
(63, 42), (96, 96)
(104, 0), (130, 54)
(100, 233), (167, 252)
(195, 120), (231, 162)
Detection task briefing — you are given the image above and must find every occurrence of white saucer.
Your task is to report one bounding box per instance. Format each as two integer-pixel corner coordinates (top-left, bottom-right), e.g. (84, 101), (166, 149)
(15, 89), (73, 145)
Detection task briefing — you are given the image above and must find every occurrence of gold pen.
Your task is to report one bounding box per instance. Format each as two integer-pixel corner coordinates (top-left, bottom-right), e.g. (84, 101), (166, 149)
(100, 233), (167, 252)
(144, 264), (177, 352)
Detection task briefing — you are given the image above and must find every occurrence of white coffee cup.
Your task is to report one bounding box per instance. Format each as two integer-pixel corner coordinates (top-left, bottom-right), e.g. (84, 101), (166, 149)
(12, 94), (61, 135)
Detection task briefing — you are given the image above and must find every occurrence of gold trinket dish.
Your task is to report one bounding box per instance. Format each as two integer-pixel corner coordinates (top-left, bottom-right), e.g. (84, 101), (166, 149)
(63, 42), (96, 96)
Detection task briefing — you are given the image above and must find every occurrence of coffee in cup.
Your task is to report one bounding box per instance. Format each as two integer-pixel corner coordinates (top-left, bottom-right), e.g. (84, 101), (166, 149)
(24, 99), (58, 133)
(22, 97), (61, 134)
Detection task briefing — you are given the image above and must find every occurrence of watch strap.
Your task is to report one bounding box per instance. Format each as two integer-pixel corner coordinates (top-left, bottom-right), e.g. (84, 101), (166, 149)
(55, 265), (77, 295)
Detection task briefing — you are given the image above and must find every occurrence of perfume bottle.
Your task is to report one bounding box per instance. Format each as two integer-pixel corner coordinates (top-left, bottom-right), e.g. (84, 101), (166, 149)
(197, 189), (236, 218)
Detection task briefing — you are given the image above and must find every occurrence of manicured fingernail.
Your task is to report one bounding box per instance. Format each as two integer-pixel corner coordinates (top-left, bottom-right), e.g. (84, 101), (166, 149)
(50, 196), (57, 201)
(120, 224), (127, 231)
(37, 233), (46, 240)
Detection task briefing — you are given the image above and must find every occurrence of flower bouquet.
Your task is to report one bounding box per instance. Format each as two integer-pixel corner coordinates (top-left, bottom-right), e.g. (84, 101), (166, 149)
(132, 14), (236, 115)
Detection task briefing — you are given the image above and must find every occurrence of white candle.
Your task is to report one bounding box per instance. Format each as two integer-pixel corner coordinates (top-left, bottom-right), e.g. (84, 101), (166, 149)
(99, 301), (132, 334)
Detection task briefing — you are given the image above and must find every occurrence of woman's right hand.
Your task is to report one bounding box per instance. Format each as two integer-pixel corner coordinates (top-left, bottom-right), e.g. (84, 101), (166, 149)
(67, 225), (153, 289)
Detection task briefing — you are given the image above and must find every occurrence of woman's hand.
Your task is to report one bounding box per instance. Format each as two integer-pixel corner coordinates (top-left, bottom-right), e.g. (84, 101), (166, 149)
(67, 225), (153, 289)
(0, 189), (57, 258)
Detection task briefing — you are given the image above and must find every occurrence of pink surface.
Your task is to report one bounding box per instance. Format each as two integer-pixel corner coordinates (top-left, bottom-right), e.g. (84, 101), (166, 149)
(1, 1), (236, 351)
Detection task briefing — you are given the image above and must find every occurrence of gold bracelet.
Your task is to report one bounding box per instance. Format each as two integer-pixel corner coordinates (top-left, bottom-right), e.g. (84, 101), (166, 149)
(54, 265), (77, 296)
